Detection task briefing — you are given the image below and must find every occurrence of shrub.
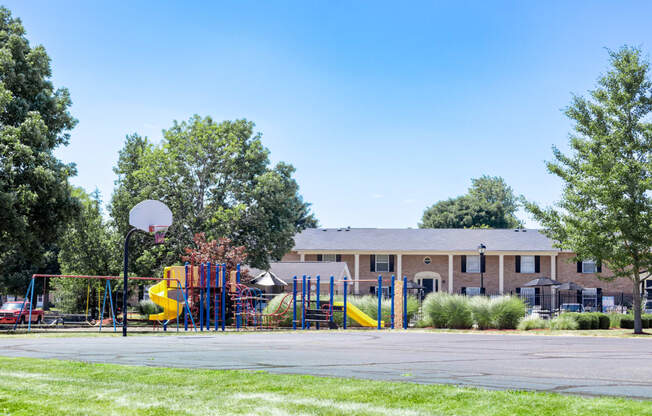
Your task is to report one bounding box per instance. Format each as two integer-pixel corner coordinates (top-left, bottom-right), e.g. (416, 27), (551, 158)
(594, 313), (611, 329)
(642, 316), (651, 329)
(550, 314), (579, 330)
(620, 316), (634, 329)
(575, 314), (593, 330)
(586, 313), (600, 330)
(517, 315), (549, 331)
(469, 296), (493, 329)
(422, 292), (450, 328)
(138, 299), (162, 316)
(491, 296), (526, 329)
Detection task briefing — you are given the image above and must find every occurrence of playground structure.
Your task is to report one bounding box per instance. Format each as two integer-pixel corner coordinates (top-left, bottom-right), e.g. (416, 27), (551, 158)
(7, 263), (412, 333)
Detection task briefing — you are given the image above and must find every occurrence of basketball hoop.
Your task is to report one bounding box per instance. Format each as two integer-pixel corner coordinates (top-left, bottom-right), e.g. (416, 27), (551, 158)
(149, 225), (169, 244)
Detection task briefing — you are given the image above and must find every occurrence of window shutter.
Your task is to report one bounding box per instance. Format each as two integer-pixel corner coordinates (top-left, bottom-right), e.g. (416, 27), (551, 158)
(534, 256), (540, 273)
(389, 255), (395, 272)
(370, 255), (376, 272)
(317, 254), (322, 262)
(461, 287), (466, 295)
(577, 261), (582, 273)
(480, 255), (486, 273)
(336, 254), (342, 262)
(515, 256), (521, 273)
(534, 287), (541, 306)
(461, 255), (466, 273)
(597, 262), (602, 273)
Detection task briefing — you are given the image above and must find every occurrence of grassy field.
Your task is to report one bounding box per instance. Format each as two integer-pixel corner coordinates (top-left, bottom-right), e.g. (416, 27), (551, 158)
(0, 357), (650, 415)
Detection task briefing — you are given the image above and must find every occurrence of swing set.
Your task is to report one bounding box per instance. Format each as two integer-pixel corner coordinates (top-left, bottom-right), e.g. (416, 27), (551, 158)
(12, 273), (197, 332)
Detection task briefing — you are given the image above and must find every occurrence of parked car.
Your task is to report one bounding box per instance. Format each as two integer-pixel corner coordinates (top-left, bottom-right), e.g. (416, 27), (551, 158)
(561, 303), (583, 312)
(0, 301), (43, 324)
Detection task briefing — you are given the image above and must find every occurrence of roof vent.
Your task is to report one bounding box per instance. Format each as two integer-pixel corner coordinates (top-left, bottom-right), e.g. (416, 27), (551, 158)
(514, 229), (519, 232)
(322, 229), (327, 232)
(522, 229), (527, 232)
(346, 226), (351, 231)
(337, 228), (342, 231)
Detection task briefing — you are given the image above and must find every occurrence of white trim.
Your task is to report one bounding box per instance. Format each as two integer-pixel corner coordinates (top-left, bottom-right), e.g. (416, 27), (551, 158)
(354, 253), (360, 295)
(300, 253), (305, 262)
(397, 254), (402, 281)
(550, 255), (556, 281)
(499, 254), (504, 294)
(448, 254), (454, 293)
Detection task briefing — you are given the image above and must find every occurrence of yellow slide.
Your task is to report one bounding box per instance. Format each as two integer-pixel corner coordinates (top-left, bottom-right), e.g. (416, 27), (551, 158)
(148, 267), (183, 321)
(333, 301), (385, 328)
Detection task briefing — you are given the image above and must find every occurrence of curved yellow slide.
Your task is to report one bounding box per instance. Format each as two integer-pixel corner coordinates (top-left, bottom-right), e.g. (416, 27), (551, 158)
(333, 301), (385, 328)
(148, 268), (183, 321)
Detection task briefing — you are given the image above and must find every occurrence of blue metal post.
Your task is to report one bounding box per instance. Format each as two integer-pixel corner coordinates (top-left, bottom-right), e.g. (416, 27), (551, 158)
(377, 274), (382, 330)
(301, 274), (306, 329)
(221, 263), (226, 331)
(343, 277), (348, 330)
(184, 262), (189, 331)
(316, 275), (320, 330)
(403, 276), (408, 329)
(206, 262), (211, 330)
(27, 277), (35, 332)
(391, 275), (395, 329)
(329, 276), (334, 324)
(13, 279), (33, 331)
(293, 276), (297, 330)
(236, 264), (241, 330)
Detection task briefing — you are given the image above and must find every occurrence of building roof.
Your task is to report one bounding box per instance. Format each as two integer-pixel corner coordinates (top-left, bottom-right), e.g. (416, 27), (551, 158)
(292, 228), (556, 252)
(247, 261), (351, 281)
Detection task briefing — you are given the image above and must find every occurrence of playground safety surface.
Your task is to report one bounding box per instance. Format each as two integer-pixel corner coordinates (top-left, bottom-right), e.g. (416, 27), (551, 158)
(1, 331), (651, 400)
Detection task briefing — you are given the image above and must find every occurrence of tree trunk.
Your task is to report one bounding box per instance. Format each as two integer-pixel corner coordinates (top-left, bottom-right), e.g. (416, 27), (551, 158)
(633, 276), (642, 334)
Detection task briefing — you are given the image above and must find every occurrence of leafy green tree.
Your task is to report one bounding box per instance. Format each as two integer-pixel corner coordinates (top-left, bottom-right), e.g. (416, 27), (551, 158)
(54, 188), (119, 313)
(109, 116), (316, 276)
(420, 176), (520, 228)
(525, 47), (652, 334)
(0, 7), (78, 294)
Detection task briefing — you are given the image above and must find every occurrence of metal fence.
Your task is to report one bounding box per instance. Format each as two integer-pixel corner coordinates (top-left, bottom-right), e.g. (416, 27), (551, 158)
(455, 290), (634, 314)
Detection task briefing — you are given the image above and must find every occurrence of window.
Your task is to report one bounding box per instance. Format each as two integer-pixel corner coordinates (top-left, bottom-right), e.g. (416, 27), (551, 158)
(375, 254), (390, 272)
(582, 260), (596, 274)
(423, 256), (431, 265)
(466, 255), (480, 273)
(322, 254), (336, 262)
(520, 256), (535, 273)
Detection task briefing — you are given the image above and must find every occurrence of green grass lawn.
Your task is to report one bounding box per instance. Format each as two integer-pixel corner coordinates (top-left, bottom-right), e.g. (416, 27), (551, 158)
(0, 357), (650, 415)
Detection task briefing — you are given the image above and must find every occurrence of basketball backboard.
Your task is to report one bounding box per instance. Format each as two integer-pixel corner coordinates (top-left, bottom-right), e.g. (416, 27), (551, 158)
(129, 200), (173, 232)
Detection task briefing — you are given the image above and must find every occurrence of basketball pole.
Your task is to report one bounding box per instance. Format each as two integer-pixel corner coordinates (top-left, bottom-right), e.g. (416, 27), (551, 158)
(123, 227), (138, 337)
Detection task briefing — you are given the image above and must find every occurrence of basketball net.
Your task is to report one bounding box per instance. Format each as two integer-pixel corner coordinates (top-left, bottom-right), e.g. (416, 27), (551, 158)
(149, 225), (169, 244)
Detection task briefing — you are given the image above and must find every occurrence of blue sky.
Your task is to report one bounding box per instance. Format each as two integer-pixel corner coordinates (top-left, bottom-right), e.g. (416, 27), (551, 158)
(6, 1), (652, 228)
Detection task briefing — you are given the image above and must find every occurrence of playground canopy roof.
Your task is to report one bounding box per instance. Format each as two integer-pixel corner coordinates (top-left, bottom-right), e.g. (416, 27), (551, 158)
(250, 271), (287, 287)
(248, 261), (351, 283)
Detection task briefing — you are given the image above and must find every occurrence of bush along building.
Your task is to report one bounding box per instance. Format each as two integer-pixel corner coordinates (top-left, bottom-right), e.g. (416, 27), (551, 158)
(282, 228), (647, 312)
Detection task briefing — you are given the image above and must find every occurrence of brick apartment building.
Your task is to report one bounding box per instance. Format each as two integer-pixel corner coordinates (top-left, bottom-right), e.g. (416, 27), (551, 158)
(281, 228), (638, 296)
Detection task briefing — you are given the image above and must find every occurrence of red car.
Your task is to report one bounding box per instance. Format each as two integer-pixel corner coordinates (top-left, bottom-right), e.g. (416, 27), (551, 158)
(0, 301), (43, 324)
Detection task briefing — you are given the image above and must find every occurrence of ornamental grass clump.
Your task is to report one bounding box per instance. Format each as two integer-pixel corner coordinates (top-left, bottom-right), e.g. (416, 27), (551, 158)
(422, 292), (450, 328)
(490, 296), (526, 329)
(469, 296), (493, 330)
(517, 315), (549, 331)
(444, 295), (474, 329)
(550, 314), (579, 330)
